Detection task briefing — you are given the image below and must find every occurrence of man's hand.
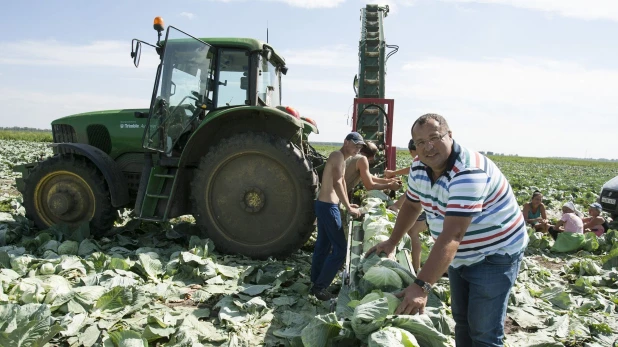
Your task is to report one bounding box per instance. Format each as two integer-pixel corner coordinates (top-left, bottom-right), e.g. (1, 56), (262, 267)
(348, 206), (361, 219)
(388, 180), (403, 191)
(395, 284), (428, 315)
(384, 169), (396, 179)
(364, 239), (397, 259)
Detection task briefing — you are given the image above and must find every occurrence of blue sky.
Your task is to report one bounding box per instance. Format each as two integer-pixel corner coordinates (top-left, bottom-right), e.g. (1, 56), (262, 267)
(1, 0), (617, 159)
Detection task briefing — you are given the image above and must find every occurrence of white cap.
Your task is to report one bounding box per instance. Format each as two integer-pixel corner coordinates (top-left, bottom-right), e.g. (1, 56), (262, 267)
(563, 201), (583, 218)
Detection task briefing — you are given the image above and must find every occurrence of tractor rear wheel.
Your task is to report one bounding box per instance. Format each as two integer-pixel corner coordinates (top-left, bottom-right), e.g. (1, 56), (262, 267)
(191, 132), (318, 259)
(21, 154), (115, 234)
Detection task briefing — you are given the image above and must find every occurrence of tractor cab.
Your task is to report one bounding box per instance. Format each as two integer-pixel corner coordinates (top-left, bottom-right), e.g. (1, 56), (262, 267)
(132, 22), (214, 156)
(131, 18), (288, 157)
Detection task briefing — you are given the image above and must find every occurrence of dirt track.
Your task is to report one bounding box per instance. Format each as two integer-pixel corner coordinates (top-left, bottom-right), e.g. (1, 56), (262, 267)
(0, 179), (19, 196)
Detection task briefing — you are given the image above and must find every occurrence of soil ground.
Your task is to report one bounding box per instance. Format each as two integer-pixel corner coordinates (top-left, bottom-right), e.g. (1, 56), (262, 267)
(0, 179), (18, 196)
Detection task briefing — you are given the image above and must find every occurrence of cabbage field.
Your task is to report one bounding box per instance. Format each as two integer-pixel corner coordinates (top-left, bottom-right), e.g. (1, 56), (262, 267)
(1, 139), (618, 346)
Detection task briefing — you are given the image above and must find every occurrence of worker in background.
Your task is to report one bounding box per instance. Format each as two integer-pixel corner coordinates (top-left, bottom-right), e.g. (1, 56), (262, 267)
(345, 141), (402, 197)
(384, 138), (427, 273)
(367, 114), (528, 347)
(310, 132), (363, 301)
(384, 138), (418, 180)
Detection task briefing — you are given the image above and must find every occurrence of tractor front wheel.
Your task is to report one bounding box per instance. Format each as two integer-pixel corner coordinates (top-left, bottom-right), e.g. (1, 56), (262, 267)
(191, 132), (318, 259)
(21, 155), (115, 234)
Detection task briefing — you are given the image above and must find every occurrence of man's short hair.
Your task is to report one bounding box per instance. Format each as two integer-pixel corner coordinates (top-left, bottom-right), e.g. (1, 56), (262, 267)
(360, 141), (378, 157)
(408, 139), (416, 151)
(411, 113), (450, 134)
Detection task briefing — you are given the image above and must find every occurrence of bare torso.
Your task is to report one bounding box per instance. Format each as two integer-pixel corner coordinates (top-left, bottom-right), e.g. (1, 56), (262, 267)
(317, 151), (346, 204)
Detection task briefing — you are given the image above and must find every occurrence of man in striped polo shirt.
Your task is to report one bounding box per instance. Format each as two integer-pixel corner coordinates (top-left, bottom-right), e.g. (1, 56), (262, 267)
(367, 113), (528, 346)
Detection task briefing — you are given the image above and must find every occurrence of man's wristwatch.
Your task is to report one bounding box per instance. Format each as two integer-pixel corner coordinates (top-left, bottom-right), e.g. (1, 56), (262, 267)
(414, 278), (433, 294)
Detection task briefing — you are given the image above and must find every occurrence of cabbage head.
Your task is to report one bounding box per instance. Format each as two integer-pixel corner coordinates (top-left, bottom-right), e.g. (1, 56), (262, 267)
(38, 263), (55, 275)
(10, 255), (35, 276)
(583, 232), (599, 252)
(10, 277), (46, 304)
(368, 326), (420, 347)
(42, 240), (60, 253)
(359, 266), (403, 295)
(41, 275), (73, 305)
(578, 259), (602, 276)
(351, 297), (389, 341)
(528, 232), (551, 249)
(363, 234), (390, 254)
(377, 258), (415, 287)
(363, 217), (393, 241)
(58, 241), (79, 255)
(361, 291), (401, 314)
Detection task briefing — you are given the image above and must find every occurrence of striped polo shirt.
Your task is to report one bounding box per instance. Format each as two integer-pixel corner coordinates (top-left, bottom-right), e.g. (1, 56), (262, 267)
(406, 141), (528, 268)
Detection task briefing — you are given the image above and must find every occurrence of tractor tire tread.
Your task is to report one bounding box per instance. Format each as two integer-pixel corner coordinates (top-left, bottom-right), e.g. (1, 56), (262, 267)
(190, 132), (317, 259)
(21, 154), (116, 235)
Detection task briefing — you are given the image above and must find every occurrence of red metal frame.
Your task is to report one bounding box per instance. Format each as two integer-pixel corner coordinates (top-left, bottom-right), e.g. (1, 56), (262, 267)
(352, 98), (395, 171)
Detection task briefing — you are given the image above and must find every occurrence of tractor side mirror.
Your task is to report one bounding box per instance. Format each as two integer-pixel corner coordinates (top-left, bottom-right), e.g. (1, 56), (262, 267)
(240, 77), (248, 90)
(131, 40), (142, 68)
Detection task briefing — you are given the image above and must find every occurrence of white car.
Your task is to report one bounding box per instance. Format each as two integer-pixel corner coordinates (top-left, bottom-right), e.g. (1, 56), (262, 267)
(599, 176), (618, 219)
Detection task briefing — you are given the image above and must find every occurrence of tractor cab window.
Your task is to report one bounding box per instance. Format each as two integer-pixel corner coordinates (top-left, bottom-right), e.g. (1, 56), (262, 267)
(169, 66), (203, 110)
(257, 58), (281, 106)
(143, 27), (215, 154)
(215, 49), (249, 107)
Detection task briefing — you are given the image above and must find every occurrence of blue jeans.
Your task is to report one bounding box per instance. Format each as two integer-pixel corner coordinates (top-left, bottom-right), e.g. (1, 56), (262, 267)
(447, 251), (524, 347)
(311, 200), (346, 290)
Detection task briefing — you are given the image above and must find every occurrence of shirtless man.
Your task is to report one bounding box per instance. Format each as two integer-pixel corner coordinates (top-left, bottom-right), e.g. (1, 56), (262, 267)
(345, 141), (402, 197)
(310, 132), (364, 300)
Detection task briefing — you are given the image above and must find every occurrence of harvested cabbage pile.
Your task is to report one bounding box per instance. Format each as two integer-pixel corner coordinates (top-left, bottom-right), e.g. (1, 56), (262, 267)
(279, 192), (457, 346)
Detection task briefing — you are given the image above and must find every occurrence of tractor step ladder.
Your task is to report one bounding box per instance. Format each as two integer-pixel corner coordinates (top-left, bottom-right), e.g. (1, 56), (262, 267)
(139, 165), (179, 221)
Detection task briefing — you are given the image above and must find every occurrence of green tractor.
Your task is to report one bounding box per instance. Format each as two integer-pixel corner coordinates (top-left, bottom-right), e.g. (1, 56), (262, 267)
(14, 18), (325, 259)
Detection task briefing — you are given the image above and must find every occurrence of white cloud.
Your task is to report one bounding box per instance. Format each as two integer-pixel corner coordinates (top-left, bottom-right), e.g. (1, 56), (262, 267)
(180, 12), (195, 19)
(387, 56), (618, 158)
(209, 0), (345, 8)
(282, 45), (356, 68)
(395, 57), (618, 108)
(0, 40), (160, 68)
(440, 0), (618, 21)
(276, 0), (346, 8)
(286, 78), (351, 94)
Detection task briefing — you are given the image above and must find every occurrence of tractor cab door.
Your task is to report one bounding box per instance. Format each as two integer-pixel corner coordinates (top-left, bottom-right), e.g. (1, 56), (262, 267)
(142, 27), (215, 155)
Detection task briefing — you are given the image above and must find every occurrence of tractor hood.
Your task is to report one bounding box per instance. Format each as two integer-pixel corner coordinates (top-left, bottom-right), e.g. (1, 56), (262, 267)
(51, 108), (149, 159)
(52, 108), (149, 125)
